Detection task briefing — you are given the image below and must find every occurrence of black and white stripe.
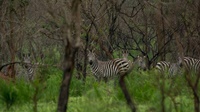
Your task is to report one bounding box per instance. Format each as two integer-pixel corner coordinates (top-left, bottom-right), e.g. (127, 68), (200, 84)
(155, 61), (181, 77)
(22, 54), (35, 81)
(88, 51), (133, 81)
(122, 50), (147, 71)
(178, 57), (200, 75)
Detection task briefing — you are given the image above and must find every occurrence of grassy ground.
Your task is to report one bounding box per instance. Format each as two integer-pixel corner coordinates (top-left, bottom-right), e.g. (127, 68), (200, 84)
(0, 68), (195, 112)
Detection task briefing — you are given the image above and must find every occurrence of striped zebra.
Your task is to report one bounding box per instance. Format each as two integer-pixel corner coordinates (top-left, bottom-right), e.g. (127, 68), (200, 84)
(134, 55), (147, 71)
(178, 56), (200, 75)
(22, 53), (35, 81)
(122, 50), (147, 71)
(88, 51), (146, 82)
(155, 61), (181, 77)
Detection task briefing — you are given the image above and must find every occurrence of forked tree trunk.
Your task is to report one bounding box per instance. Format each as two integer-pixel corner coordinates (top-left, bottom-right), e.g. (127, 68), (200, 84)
(57, 0), (81, 112)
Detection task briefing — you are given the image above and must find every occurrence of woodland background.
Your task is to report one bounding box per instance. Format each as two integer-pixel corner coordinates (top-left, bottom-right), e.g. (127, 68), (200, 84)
(0, 0), (200, 112)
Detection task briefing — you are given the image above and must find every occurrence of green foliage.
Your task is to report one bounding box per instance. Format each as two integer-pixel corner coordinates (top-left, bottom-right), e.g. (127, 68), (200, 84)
(43, 47), (62, 64)
(69, 76), (85, 97)
(0, 79), (33, 110)
(39, 67), (62, 102)
(0, 81), (18, 110)
(0, 67), (195, 112)
(15, 80), (33, 103)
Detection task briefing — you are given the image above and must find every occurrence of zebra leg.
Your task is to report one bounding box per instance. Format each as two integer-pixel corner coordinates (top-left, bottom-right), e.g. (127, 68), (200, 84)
(94, 75), (101, 82)
(96, 78), (101, 82)
(103, 77), (108, 83)
(114, 76), (120, 87)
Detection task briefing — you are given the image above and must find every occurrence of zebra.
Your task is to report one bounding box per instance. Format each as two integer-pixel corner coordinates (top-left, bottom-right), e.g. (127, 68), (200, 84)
(134, 55), (147, 71)
(155, 61), (181, 77)
(22, 53), (35, 81)
(88, 51), (132, 82)
(178, 56), (200, 75)
(122, 50), (147, 71)
(88, 51), (146, 82)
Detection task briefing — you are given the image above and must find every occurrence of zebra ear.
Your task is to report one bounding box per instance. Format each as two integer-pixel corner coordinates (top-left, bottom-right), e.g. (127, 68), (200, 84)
(91, 40), (94, 45)
(122, 50), (128, 58)
(87, 49), (90, 53)
(123, 50), (128, 54)
(91, 48), (95, 53)
(87, 49), (94, 56)
(22, 53), (25, 57)
(178, 52), (184, 58)
(27, 53), (31, 57)
(17, 51), (23, 60)
(178, 56), (182, 62)
(178, 56), (183, 66)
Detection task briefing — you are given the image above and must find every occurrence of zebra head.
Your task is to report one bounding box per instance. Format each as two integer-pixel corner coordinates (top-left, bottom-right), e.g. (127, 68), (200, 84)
(135, 56), (147, 70)
(88, 51), (96, 65)
(169, 62), (181, 76)
(122, 50), (129, 59)
(177, 56), (184, 67)
(22, 53), (32, 68)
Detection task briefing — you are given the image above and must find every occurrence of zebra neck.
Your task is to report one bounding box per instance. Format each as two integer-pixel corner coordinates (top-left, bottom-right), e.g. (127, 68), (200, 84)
(90, 60), (99, 70)
(133, 60), (138, 67)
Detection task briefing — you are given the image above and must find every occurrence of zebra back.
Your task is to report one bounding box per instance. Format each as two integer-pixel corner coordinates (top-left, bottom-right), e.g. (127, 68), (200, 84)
(178, 56), (200, 74)
(115, 58), (131, 75)
(88, 51), (132, 81)
(155, 61), (181, 77)
(156, 61), (170, 73)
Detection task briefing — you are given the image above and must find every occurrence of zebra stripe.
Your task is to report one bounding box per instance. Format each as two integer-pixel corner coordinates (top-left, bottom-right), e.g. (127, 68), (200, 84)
(22, 53), (35, 81)
(156, 61), (170, 72)
(155, 61), (181, 77)
(179, 57), (200, 74)
(88, 51), (132, 81)
(25, 64), (35, 81)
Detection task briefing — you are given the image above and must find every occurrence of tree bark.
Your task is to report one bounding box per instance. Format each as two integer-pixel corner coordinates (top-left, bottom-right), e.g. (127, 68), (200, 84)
(57, 43), (78, 112)
(57, 0), (81, 112)
(119, 74), (136, 112)
(8, 0), (16, 80)
(155, 3), (165, 61)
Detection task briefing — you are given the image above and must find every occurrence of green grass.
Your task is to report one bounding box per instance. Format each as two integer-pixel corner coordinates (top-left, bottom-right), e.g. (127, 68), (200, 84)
(0, 68), (195, 112)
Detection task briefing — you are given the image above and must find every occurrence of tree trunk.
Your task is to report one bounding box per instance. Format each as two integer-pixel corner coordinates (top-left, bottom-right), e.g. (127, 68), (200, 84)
(119, 74), (136, 112)
(155, 3), (165, 61)
(8, 0), (16, 80)
(57, 43), (78, 112)
(57, 0), (81, 112)
(83, 34), (88, 82)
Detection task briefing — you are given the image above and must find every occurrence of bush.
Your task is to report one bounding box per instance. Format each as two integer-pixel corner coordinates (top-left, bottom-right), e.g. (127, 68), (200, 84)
(0, 68), (195, 112)
(0, 81), (18, 110)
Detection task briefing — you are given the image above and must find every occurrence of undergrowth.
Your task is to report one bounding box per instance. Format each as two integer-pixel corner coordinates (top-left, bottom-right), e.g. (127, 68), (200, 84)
(0, 68), (194, 112)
